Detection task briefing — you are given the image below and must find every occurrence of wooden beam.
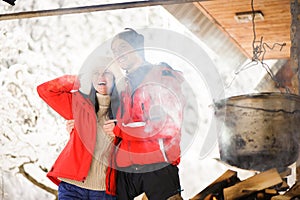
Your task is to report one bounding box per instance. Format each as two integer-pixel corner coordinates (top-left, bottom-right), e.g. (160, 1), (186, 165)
(291, 0), (300, 182)
(0, 0), (205, 21)
(290, 0), (300, 95)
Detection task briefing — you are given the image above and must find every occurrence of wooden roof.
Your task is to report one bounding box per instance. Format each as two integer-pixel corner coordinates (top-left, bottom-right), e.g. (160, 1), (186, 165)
(194, 0), (291, 60)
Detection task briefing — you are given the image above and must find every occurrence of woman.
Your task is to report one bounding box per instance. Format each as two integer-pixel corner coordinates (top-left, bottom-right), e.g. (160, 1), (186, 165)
(37, 60), (117, 200)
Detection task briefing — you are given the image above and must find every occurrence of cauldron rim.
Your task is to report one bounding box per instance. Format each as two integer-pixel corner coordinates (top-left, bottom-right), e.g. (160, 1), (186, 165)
(214, 92), (300, 111)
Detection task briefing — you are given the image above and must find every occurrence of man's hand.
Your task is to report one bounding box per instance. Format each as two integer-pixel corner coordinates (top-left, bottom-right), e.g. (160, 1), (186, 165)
(66, 120), (75, 133)
(103, 120), (116, 137)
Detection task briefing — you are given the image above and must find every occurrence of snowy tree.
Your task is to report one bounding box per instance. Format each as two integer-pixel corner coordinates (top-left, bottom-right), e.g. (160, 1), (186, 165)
(1, 1), (199, 199)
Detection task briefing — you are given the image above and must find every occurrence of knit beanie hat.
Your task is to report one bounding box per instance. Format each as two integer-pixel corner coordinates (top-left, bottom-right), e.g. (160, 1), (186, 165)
(112, 28), (145, 59)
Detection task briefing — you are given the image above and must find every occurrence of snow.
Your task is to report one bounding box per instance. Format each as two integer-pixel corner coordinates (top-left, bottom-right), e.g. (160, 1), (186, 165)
(0, 1), (272, 199)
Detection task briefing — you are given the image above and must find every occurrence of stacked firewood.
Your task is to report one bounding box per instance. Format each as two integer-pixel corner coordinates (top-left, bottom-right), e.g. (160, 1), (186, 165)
(190, 168), (300, 200)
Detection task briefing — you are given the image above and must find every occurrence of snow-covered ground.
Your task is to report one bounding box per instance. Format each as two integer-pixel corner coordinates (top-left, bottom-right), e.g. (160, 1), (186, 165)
(0, 1), (270, 199)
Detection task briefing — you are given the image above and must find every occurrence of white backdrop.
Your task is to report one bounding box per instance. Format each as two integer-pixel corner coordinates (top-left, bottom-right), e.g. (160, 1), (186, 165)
(0, 1), (262, 199)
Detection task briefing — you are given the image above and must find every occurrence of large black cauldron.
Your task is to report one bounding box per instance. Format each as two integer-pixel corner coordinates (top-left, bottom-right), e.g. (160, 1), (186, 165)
(215, 92), (300, 171)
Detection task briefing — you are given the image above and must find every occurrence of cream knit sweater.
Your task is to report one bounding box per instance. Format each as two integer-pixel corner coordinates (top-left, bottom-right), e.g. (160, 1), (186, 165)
(60, 94), (114, 191)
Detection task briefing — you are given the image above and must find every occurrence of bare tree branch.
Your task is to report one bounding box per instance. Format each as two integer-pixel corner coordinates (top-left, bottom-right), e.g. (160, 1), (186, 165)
(18, 162), (58, 200)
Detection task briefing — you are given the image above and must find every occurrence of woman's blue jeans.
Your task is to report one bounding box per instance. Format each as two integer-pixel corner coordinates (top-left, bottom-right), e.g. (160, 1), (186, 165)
(58, 181), (117, 200)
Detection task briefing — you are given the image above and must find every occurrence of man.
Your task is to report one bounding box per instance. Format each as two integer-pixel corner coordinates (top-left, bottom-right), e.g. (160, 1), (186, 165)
(104, 28), (184, 200)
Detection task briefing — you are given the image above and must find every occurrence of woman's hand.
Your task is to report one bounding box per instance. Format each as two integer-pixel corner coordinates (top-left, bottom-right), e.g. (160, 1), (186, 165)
(103, 119), (116, 137)
(66, 119), (75, 133)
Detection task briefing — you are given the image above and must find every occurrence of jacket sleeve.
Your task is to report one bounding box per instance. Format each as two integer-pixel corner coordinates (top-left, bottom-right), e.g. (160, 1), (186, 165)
(37, 75), (79, 120)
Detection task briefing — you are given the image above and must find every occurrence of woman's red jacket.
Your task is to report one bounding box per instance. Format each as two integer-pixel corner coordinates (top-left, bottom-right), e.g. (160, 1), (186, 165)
(37, 75), (116, 195)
